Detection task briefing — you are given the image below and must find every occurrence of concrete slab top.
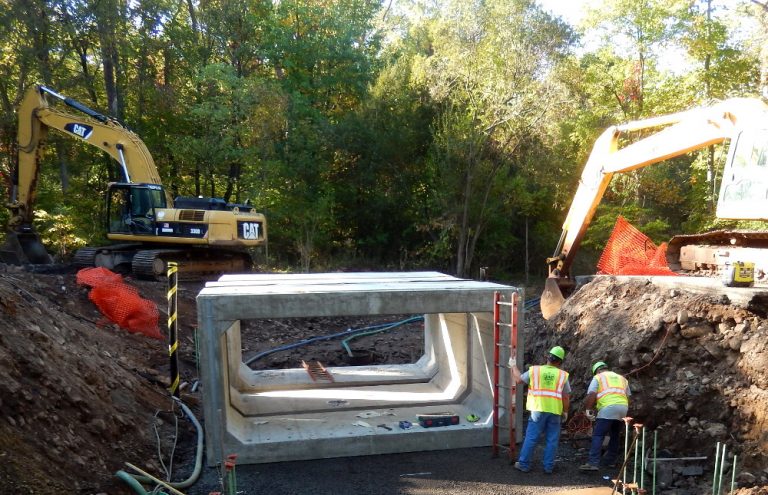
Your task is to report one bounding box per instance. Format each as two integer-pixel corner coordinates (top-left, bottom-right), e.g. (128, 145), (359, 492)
(197, 272), (518, 319)
(201, 272), (514, 296)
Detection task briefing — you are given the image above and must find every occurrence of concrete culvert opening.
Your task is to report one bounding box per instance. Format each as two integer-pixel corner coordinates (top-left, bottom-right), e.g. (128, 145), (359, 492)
(240, 315), (425, 370)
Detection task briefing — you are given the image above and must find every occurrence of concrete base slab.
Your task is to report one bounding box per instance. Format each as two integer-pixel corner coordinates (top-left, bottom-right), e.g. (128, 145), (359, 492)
(223, 404), (493, 464)
(196, 272), (523, 465)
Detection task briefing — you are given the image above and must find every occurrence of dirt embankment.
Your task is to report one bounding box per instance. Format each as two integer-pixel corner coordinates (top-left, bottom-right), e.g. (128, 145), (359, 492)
(0, 265), (202, 494)
(526, 276), (768, 491)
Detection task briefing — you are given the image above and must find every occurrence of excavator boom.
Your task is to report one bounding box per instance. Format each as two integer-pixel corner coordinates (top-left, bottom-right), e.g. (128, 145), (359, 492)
(542, 98), (768, 319)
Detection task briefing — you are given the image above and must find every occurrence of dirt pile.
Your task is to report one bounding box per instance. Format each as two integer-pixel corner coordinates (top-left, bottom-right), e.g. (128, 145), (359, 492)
(526, 276), (768, 492)
(0, 264), (193, 494)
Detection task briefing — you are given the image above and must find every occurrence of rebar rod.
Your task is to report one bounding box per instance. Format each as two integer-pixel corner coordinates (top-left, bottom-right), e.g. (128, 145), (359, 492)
(623, 418), (632, 495)
(713, 442), (720, 495)
(652, 430), (657, 495)
(717, 443), (727, 495)
(612, 427), (641, 495)
(640, 426), (646, 491)
(633, 425), (640, 490)
(730, 454), (737, 494)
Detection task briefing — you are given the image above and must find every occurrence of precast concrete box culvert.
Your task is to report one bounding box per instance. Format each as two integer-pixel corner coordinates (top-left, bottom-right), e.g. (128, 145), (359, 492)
(196, 272), (523, 465)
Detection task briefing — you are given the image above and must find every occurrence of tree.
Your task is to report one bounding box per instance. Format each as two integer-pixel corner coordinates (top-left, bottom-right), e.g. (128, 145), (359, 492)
(406, 0), (575, 277)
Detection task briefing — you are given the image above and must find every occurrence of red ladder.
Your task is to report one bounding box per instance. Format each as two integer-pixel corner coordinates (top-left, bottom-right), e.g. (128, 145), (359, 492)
(491, 291), (519, 460)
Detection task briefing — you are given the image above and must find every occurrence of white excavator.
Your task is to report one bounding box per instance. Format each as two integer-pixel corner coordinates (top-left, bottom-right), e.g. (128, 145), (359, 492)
(2, 84), (267, 279)
(541, 98), (768, 319)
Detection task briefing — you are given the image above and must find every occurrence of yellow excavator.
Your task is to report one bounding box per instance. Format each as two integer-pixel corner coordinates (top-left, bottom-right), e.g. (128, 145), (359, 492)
(541, 97), (768, 319)
(2, 84), (267, 279)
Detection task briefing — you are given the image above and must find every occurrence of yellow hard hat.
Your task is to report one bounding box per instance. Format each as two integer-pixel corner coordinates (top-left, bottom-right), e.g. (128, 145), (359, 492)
(549, 346), (565, 361)
(592, 361), (607, 374)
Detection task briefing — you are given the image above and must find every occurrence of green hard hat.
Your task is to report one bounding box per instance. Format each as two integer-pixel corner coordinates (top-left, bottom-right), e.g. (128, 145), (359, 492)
(549, 346), (566, 361)
(592, 361), (608, 375)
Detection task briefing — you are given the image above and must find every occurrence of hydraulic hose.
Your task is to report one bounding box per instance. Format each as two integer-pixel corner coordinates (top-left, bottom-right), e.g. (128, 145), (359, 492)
(341, 316), (424, 357)
(115, 470), (159, 495)
(245, 316), (425, 366)
(117, 399), (203, 492)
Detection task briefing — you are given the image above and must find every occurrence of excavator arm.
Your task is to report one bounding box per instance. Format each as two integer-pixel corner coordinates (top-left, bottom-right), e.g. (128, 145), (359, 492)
(10, 85), (164, 228)
(541, 98), (768, 319)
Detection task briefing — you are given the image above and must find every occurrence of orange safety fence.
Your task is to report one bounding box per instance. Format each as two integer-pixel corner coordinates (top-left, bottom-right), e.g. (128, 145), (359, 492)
(596, 215), (679, 277)
(76, 267), (162, 340)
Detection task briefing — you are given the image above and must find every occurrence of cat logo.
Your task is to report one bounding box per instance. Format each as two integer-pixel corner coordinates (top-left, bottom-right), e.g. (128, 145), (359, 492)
(240, 222), (261, 240)
(64, 122), (93, 140)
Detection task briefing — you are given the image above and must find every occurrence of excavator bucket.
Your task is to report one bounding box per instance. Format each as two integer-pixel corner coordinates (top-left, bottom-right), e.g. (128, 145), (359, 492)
(540, 277), (572, 320)
(0, 231), (52, 265)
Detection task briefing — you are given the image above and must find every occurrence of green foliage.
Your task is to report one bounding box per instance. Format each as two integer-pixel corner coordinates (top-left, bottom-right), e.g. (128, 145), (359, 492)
(33, 209), (87, 260)
(0, 0), (763, 276)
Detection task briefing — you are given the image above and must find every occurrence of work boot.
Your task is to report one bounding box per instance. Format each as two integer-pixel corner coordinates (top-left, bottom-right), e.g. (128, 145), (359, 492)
(514, 462), (530, 473)
(579, 463), (599, 471)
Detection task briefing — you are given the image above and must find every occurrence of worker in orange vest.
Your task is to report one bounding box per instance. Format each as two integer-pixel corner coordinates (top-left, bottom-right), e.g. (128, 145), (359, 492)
(511, 346), (571, 474)
(579, 361), (631, 471)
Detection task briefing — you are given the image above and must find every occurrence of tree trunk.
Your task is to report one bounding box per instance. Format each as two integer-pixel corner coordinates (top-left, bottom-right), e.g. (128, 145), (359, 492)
(96, 0), (123, 120)
(525, 216), (529, 286)
(455, 165), (472, 278)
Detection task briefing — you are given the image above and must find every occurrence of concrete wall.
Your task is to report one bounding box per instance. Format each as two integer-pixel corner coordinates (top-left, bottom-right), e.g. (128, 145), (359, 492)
(197, 272), (523, 465)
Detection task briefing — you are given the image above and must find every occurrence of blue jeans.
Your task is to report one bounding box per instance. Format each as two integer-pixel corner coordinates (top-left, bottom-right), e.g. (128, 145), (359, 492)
(589, 418), (622, 466)
(517, 411), (561, 472)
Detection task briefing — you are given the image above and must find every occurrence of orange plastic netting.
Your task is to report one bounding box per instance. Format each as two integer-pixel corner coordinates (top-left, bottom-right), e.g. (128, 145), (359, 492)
(76, 267), (162, 339)
(596, 215), (678, 277)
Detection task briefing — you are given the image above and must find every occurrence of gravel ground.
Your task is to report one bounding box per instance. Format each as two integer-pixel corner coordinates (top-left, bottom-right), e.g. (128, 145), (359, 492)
(183, 440), (610, 495)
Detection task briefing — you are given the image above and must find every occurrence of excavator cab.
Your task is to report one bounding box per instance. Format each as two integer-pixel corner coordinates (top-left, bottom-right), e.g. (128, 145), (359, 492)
(717, 128), (768, 219)
(106, 183), (167, 235)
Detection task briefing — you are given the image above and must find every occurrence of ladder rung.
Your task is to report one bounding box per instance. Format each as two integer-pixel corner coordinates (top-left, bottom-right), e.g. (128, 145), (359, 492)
(496, 322), (514, 327)
(496, 342), (513, 347)
(496, 385), (515, 390)
(496, 301), (516, 306)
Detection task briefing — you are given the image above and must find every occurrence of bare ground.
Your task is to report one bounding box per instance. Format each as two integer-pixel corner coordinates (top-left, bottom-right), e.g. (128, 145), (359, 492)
(0, 265), (766, 494)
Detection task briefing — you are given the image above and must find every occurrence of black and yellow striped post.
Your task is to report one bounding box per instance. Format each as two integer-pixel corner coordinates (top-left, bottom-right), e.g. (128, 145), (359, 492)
(167, 261), (180, 398)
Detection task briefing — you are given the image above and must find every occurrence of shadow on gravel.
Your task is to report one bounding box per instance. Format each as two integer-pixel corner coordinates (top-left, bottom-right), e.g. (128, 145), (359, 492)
(185, 444), (609, 495)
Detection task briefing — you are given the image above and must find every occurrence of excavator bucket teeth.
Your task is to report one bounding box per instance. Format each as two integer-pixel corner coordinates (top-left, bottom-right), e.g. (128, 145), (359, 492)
(540, 278), (567, 320)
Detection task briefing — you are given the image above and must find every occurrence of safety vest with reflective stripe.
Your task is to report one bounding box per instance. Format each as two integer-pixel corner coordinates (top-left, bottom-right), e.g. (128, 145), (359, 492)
(596, 371), (629, 410)
(525, 365), (569, 414)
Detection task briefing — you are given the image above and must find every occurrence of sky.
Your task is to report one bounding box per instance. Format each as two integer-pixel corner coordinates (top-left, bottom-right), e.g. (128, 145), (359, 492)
(536, 0), (595, 26)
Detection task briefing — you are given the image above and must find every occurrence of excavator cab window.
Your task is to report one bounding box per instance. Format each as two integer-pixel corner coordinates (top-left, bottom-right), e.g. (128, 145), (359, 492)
(717, 128), (768, 219)
(106, 184), (166, 235)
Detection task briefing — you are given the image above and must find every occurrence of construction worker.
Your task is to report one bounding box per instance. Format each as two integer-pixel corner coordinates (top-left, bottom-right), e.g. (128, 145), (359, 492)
(579, 361), (631, 471)
(511, 346), (571, 474)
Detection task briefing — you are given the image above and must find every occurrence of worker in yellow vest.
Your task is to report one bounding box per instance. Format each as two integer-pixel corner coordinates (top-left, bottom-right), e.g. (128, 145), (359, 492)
(579, 361), (631, 471)
(511, 346), (571, 474)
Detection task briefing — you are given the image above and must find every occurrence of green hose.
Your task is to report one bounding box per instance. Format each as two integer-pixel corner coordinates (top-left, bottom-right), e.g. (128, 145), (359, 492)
(341, 316), (423, 356)
(115, 470), (158, 495)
